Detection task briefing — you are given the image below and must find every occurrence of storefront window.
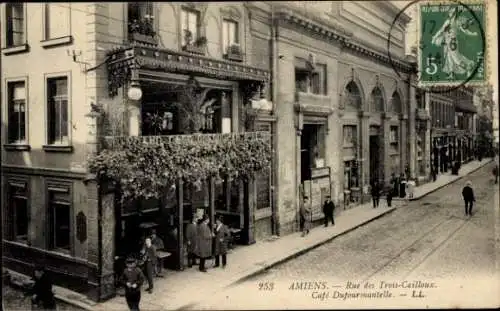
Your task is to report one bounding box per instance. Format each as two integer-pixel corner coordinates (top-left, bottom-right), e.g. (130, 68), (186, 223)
(344, 161), (359, 189)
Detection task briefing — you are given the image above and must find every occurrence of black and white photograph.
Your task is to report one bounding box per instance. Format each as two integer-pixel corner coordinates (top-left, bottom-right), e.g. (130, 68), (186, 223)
(1, 1), (499, 310)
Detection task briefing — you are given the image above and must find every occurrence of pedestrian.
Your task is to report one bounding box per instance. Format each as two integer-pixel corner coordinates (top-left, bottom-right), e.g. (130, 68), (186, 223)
(150, 229), (164, 276)
(120, 257), (145, 311)
(371, 180), (381, 208)
(139, 238), (156, 293)
(386, 184), (393, 207)
(30, 266), (56, 311)
(196, 215), (213, 272)
(213, 215), (230, 268)
(462, 180), (475, 216)
(322, 195), (335, 227)
(185, 214), (198, 268)
(299, 196), (311, 237)
(493, 164), (499, 184)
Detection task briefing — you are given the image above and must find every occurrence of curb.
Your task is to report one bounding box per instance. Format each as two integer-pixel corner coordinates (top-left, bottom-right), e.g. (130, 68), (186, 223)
(175, 207), (397, 310)
(409, 159), (493, 201)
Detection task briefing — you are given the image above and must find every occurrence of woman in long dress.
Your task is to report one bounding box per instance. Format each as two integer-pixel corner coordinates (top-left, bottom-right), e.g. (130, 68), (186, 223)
(431, 7), (478, 79)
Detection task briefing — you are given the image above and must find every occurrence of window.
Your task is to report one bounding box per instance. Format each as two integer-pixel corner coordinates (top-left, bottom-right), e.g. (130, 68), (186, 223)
(344, 81), (362, 110)
(48, 188), (71, 251)
(391, 92), (402, 114)
(294, 58), (327, 95)
(343, 125), (356, 147)
(5, 3), (25, 47)
(370, 87), (384, 112)
(222, 19), (239, 53)
(44, 3), (70, 40)
(344, 161), (359, 189)
(47, 77), (69, 145)
(127, 2), (154, 36)
(390, 126), (399, 144)
(8, 182), (29, 242)
(7, 81), (27, 144)
(181, 9), (200, 46)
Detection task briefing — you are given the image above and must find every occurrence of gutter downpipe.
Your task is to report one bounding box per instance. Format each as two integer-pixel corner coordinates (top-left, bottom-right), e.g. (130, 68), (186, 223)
(271, 5), (280, 236)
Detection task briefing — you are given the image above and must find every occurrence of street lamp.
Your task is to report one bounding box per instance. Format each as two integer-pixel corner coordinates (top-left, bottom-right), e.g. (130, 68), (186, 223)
(128, 81), (143, 101)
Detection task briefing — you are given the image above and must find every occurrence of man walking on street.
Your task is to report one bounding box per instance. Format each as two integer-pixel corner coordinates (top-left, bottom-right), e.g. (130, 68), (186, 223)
(371, 180), (381, 208)
(120, 257), (145, 311)
(299, 196), (311, 237)
(462, 180), (475, 216)
(323, 195), (335, 227)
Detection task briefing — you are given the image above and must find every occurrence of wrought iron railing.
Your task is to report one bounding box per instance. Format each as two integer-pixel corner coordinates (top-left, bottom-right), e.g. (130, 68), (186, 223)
(102, 131), (272, 151)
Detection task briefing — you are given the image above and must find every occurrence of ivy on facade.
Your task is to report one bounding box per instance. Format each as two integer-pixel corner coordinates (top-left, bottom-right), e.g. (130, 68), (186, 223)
(87, 133), (272, 203)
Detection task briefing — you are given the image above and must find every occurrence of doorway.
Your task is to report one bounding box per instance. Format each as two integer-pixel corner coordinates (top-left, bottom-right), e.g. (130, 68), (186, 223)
(369, 134), (381, 183)
(300, 124), (325, 183)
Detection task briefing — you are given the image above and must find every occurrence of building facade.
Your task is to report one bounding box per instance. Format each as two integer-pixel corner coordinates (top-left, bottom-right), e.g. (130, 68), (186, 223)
(267, 1), (414, 234)
(2, 2), (275, 302)
(2, 1), (422, 301)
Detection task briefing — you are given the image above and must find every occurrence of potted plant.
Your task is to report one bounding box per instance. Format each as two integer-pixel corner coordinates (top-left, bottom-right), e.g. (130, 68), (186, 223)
(225, 43), (243, 62)
(128, 16), (157, 45)
(182, 30), (207, 55)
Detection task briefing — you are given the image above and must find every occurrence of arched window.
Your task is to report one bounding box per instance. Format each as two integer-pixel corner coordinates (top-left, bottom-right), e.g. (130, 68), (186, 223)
(344, 81), (362, 111)
(391, 92), (402, 114)
(370, 87), (384, 112)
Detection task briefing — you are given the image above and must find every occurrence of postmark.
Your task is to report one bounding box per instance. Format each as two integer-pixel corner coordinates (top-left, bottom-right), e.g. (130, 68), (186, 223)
(387, 0), (490, 93)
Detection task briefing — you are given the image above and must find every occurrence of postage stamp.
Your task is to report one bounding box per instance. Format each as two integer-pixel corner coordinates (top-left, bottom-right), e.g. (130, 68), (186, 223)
(418, 0), (488, 87)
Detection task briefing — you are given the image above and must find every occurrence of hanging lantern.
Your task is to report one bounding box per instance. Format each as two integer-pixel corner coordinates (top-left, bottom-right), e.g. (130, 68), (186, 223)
(128, 81), (143, 101)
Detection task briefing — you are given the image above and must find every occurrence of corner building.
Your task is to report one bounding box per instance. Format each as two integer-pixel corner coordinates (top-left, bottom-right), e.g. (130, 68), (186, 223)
(268, 2), (416, 234)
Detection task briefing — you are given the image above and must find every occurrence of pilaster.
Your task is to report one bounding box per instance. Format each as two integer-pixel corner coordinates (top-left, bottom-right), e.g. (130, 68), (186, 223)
(359, 111), (370, 194)
(400, 114), (408, 177)
(408, 81), (417, 179)
(382, 113), (391, 184)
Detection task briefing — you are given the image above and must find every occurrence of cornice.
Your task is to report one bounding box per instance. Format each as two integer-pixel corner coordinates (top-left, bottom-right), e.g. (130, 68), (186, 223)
(274, 6), (412, 73)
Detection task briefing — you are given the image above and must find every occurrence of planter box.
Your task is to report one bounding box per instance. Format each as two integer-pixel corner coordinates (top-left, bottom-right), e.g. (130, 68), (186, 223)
(129, 32), (157, 46)
(182, 44), (205, 55)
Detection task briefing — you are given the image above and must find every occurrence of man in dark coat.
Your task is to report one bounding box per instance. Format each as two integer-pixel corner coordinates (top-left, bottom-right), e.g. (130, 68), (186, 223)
(196, 215), (213, 272)
(139, 238), (156, 293)
(323, 195), (335, 227)
(462, 180), (475, 216)
(185, 215), (198, 268)
(213, 215), (230, 268)
(31, 266), (56, 310)
(371, 180), (381, 208)
(493, 165), (499, 184)
(120, 257), (145, 311)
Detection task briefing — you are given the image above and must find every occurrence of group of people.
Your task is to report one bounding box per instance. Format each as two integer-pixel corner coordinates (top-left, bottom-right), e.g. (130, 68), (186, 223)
(185, 214), (231, 272)
(299, 195), (336, 237)
(119, 214), (230, 311)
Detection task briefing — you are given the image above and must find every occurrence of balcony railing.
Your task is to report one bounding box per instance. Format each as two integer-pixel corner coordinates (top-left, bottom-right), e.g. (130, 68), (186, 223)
(102, 132), (272, 151)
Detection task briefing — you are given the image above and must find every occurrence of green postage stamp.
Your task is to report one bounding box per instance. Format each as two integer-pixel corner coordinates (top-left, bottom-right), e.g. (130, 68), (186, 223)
(418, 1), (487, 86)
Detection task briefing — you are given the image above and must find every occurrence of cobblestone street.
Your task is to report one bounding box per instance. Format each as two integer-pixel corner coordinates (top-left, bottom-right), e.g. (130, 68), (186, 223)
(193, 163), (500, 310)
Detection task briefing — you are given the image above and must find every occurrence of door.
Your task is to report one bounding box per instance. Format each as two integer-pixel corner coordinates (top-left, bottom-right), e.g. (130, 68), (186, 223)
(369, 135), (381, 183)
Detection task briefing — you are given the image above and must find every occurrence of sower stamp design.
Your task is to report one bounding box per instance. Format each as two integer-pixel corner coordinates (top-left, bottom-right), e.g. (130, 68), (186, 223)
(418, 1), (487, 86)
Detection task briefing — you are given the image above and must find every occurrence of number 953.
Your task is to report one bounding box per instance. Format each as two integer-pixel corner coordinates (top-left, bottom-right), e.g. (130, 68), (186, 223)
(258, 281), (274, 291)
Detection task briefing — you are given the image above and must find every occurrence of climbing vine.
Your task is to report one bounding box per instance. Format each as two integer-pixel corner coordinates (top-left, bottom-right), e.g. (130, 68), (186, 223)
(87, 133), (272, 203)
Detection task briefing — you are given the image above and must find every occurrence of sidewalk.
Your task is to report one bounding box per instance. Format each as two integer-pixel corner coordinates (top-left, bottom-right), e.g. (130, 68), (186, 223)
(7, 158), (493, 311)
(406, 158), (493, 201)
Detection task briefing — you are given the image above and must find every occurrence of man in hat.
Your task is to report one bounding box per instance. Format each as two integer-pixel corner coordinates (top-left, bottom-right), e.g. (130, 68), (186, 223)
(31, 266), (56, 310)
(150, 229), (164, 276)
(462, 180), (475, 216)
(120, 257), (145, 311)
(185, 214), (198, 268)
(322, 195), (335, 227)
(196, 215), (213, 272)
(299, 196), (311, 237)
(140, 238), (156, 293)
